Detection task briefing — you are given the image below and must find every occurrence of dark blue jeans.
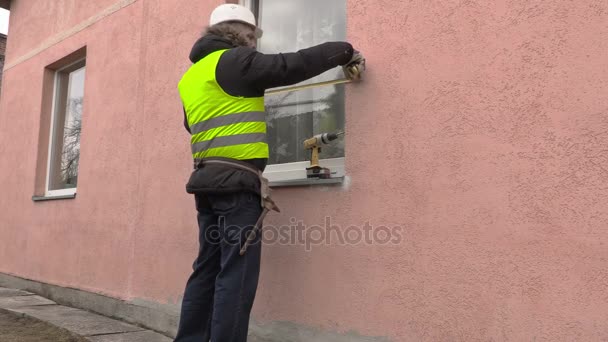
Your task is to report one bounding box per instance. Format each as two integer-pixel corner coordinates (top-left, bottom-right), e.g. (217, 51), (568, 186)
(175, 191), (263, 342)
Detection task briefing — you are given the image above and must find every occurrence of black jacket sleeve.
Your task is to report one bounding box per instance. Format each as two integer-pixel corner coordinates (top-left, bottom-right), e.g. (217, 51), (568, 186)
(216, 42), (354, 97)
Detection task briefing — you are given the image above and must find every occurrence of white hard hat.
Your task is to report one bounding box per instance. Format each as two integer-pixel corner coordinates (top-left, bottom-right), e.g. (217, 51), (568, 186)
(209, 4), (263, 38)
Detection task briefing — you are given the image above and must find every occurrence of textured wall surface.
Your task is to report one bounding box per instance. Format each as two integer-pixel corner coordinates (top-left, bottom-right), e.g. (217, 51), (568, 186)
(5, 0), (125, 59)
(0, 0), (607, 341)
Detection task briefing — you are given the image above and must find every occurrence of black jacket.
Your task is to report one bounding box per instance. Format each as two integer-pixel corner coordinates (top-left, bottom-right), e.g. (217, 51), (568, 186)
(184, 34), (354, 195)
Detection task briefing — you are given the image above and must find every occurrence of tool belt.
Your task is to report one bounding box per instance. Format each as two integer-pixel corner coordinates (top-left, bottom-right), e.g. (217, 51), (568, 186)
(195, 158), (280, 255)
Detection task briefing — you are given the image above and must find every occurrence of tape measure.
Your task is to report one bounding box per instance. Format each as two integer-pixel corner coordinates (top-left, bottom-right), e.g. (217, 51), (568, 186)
(265, 64), (363, 96)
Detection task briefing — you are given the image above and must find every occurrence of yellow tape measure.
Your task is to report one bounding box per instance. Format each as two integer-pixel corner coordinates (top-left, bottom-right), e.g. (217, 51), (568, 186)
(265, 64), (362, 96)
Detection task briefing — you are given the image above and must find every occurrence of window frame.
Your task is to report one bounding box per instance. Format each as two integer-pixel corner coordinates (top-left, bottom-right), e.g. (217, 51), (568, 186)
(45, 58), (86, 198)
(239, 0), (346, 186)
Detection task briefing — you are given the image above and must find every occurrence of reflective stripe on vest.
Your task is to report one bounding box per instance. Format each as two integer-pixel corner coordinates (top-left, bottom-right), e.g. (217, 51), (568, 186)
(178, 49), (268, 160)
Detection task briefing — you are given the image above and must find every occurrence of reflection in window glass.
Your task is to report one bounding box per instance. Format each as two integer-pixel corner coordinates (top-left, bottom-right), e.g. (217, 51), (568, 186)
(49, 62), (85, 191)
(257, 0), (346, 165)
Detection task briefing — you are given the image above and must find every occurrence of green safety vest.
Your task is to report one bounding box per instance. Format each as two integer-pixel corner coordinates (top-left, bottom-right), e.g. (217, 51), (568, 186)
(178, 49), (268, 160)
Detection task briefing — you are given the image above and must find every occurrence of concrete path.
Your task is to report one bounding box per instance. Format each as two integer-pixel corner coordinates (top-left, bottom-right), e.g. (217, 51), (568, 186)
(0, 287), (171, 342)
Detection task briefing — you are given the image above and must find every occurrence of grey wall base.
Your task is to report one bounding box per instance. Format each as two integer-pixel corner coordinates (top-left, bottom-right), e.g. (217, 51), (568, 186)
(0, 273), (179, 338)
(249, 320), (391, 342)
(0, 273), (389, 342)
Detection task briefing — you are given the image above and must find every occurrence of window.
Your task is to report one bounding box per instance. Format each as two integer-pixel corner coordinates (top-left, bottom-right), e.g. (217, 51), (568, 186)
(242, 0), (347, 184)
(46, 59), (86, 197)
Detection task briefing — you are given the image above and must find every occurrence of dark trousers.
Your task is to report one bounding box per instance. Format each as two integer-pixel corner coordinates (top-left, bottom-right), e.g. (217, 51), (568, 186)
(175, 191), (263, 342)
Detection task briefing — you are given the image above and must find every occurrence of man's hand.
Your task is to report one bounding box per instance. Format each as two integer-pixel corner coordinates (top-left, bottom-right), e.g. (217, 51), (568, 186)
(343, 50), (366, 81)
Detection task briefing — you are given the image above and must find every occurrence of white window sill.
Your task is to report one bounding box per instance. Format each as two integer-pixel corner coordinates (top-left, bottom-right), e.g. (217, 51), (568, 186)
(33, 189), (77, 202)
(32, 193), (77, 202)
(268, 177), (345, 188)
(264, 157), (345, 187)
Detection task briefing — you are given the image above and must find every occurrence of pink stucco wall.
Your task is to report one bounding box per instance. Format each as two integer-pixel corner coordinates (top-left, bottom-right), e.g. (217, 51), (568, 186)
(1, 0), (607, 341)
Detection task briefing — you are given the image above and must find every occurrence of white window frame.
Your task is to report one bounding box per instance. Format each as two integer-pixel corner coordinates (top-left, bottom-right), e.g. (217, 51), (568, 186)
(45, 58), (86, 197)
(240, 0), (346, 185)
(241, 0), (255, 9)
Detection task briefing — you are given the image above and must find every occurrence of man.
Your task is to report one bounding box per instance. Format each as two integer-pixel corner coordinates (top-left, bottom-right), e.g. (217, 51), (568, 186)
(175, 4), (364, 342)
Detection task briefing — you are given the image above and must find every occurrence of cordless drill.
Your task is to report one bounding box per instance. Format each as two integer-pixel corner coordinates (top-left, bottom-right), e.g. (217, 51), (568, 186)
(303, 131), (344, 179)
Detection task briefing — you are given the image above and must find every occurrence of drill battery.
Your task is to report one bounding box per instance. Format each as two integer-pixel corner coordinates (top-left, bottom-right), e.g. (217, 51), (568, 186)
(306, 166), (332, 179)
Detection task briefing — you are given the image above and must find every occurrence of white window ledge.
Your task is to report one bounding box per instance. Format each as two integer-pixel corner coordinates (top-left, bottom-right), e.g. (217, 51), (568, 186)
(269, 177), (345, 188)
(264, 157), (345, 187)
(32, 193), (77, 202)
